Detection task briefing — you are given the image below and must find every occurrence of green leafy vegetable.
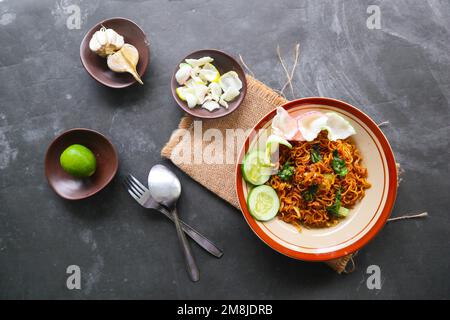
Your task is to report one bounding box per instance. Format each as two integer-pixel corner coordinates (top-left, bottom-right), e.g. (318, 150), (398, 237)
(331, 149), (348, 177)
(327, 188), (350, 217)
(302, 184), (319, 202)
(310, 144), (322, 163)
(277, 161), (295, 181)
(326, 188), (342, 216)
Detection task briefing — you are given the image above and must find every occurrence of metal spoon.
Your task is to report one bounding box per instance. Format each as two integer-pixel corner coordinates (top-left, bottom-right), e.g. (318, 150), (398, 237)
(148, 164), (200, 282)
(123, 174), (223, 258)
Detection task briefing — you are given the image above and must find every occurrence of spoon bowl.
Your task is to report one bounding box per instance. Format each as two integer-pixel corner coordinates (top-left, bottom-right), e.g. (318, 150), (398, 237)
(148, 164), (181, 209)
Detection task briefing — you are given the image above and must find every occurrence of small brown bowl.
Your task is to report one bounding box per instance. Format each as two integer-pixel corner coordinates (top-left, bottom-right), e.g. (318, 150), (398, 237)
(45, 128), (119, 200)
(171, 49), (247, 119)
(80, 17), (150, 88)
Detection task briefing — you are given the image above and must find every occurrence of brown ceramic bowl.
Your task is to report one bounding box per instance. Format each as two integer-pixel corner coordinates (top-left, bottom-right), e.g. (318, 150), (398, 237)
(171, 49), (247, 119)
(80, 17), (150, 88)
(45, 128), (119, 200)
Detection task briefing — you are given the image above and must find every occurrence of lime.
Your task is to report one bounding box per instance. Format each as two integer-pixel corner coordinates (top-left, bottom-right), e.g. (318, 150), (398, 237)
(60, 144), (97, 178)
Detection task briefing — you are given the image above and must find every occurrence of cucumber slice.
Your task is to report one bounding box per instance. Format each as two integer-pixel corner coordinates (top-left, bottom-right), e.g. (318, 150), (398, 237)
(247, 185), (280, 221)
(242, 150), (272, 185)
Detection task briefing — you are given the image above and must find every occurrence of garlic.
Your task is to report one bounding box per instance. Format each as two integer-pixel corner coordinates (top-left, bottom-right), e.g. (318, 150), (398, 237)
(89, 27), (124, 57)
(202, 100), (220, 112)
(107, 44), (143, 85)
(175, 63), (192, 85)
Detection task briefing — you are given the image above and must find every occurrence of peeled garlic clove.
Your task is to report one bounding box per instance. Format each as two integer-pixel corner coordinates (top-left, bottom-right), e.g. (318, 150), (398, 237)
(185, 56), (214, 67)
(175, 63), (192, 85)
(191, 66), (201, 74)
(89, 27), (124, 57)
(202, 100), (220, 112)
(193, 83), (209, 104)
(208, 82), (222, 101)
(185, 91), (199, 108)
(219, 97), (228, 108)
(189, 66), (204, 83)
(221, 87), (240, 102)
(219, 71), (242, 92)
(190, 74), (203, 84)
(107, 44), (143, 85)
(203, 94), (213, 102)
(185, 78), (205, 88)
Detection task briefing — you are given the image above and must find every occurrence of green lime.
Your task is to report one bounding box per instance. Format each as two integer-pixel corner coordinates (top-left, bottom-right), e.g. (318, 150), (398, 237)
(60, 144), (97, 178)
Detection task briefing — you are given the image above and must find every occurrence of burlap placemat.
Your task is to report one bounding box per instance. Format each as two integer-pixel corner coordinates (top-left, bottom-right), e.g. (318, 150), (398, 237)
(161, 75), (353, 273)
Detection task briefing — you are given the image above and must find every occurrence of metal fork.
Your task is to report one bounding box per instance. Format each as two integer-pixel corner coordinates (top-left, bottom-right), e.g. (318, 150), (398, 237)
(123, 174), (223, 258)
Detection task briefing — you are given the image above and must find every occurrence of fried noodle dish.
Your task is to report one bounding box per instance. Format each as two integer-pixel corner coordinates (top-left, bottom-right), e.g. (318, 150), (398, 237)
(269, 131), (371, 229)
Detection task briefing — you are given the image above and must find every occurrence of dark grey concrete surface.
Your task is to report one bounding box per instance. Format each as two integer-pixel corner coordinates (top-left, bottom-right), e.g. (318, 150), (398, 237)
(1, 0), (449, 299)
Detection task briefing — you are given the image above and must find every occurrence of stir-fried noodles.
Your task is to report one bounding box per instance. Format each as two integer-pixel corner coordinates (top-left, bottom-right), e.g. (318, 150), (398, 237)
(269, 131), (371, 229)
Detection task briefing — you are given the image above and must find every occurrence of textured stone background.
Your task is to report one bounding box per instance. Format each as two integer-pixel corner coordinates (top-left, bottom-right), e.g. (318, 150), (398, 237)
(0, 0), (449, 299)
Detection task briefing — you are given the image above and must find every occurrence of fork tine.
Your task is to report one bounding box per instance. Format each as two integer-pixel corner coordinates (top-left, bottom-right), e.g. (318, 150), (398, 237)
(124, 177), (143, 197)
(128, 174), (148, 193)
(122, 179), (140, 198)
(123, 180), (141, 202)
(122, 178), (139, 196)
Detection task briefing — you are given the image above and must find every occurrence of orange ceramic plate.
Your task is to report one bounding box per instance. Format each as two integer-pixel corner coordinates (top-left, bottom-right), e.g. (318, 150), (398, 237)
(235, 97), (398, 261)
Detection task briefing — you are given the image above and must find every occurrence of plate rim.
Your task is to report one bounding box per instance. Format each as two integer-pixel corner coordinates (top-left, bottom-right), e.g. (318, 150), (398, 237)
(235, 97), (398, 261)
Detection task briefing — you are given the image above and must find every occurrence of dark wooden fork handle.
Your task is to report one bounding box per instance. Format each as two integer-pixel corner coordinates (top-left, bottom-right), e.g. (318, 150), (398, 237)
(172, 206), (200, 282)
(157, 206), (223, 258)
